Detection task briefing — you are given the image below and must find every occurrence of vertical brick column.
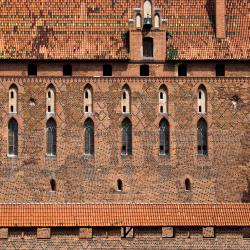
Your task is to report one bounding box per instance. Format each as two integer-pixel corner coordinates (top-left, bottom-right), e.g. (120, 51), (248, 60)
(79, 228), (92, 239)
(0, 228), (8, 239)
(216, 0), (226, 38)
(37, 228), (51, 239)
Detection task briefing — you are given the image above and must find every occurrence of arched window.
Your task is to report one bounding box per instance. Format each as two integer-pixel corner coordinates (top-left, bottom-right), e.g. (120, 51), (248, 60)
(9, 84), (18, 113)
(121, 85), (131, 114)
(117, 179), (123, 191)
(136, 14), (141, 28)
(122, 118), (132, 155)
(84, 118), (94, 155)
(198, 85), (207, 114)
(144, 0), (152, 18)
(46, 118), (56, 156)
(8, 118), (18, 156)
(154, 14), (160, 28)
(84, 84), (93, 114)
(185, 179), (191, 191)
(197, 118), (207, 155)
(46, 85), (55, 114)
(143, 37), (153, 57)
(159, 119), (169, 155)
(159, 85), (167, 114)
(50, 179), (56, 191)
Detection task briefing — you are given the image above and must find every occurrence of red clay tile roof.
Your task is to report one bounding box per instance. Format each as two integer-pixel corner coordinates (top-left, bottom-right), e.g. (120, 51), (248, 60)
(0, 204), (249, 227)
(0, 0), (249, 60)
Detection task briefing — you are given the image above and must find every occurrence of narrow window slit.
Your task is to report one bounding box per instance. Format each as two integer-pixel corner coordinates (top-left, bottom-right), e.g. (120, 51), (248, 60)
(117, 179), (123, 191)
(185, 179), (191, 191)
(50, 179), (56, 191)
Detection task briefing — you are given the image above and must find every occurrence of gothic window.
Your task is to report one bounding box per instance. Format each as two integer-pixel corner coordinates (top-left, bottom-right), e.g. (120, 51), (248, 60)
(122, 118), (132, 155)
(154, 14), (160, 28)
(46, 118), (57, 156)
(84, 118), (94, 155)
(197, 118), (207, 155)
(159, 118), (169, 155)
(121, 85), (131, 114)
(159, 85), (167, 114)
(46, 85), (56, 114)
(136, 14), (141, 28)
(185, 179), (191, 191)
(84, 84), (93, 114)
(117, 179), (123, 191)
(198, 85), (207, 114)
(143, 37), (153, 57)
(144, 0), (152, 18)
(8, 118), (18, 156)
(9, 84), (18, 114)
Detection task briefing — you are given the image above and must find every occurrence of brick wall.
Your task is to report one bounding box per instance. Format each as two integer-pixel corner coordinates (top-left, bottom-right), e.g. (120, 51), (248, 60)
(0, 226), (249, 249)
(0, 64), (249, 203)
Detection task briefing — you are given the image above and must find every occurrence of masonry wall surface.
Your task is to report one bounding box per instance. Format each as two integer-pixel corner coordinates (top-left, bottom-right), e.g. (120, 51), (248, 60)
(0, 62), (249, 203)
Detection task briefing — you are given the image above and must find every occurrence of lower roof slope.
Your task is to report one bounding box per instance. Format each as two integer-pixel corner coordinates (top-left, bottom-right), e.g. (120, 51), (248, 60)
(0, 204), (249, 227)
(0, 0), (249, 60)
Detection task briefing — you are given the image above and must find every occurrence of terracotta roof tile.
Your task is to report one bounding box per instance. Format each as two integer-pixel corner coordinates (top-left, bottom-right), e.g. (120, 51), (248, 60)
(0, 204), (249, 227)
(0, 0), (249, 60)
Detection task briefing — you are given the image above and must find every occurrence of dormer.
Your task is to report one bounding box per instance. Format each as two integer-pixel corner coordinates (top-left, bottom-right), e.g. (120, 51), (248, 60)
(129, 2), (166, 61)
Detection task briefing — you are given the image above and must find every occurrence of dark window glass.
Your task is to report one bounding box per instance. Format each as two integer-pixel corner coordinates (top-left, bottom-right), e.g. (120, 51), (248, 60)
(159, 119), (169, 155)
(8, 118), (18, 156)
(143, 37), (153, 57)
(123, 92), (126, 99)
(48, 91), (51, 98)
(160, 106), (163, 113)
(11, 91), (14, 99)
(63, 64), (72, 76)
(85, 91), (88, 99)
(84, 118), (94, 155)
(46, 118), (57, 156)
(122, 118), (132, 155)
(160, 92), (163, 99)
(197, 118), (208, 155)
(28, 64), (37, 76)
(140, 65), (149, 76)
(178, 64), (187, 76)
(103, 64), (112, 76)
(216, 64), (225, 76)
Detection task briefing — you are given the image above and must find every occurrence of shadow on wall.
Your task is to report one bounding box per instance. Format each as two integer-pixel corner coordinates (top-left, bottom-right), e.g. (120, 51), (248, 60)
(242, 179), (250, 203)
(205, 0), (216, 34)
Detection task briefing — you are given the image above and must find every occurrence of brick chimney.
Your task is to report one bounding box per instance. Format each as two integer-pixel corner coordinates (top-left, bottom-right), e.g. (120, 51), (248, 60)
(216, 0), (226, 38)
